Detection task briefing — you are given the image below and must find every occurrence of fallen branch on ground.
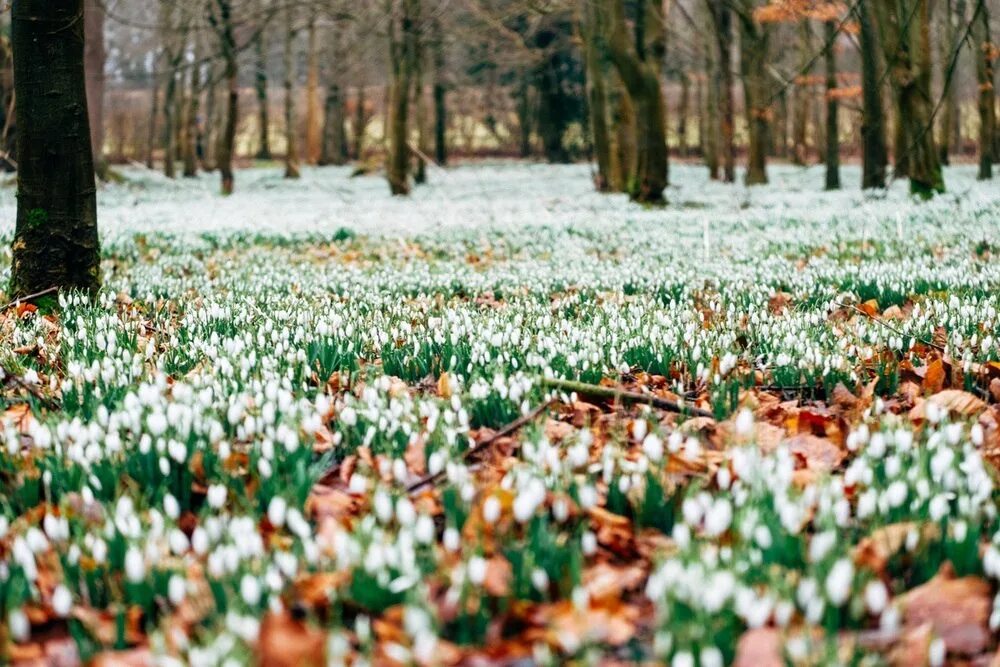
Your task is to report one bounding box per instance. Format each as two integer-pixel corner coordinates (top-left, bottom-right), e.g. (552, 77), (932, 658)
(407, 398), (555, 493)
(541, 377), (714, 418)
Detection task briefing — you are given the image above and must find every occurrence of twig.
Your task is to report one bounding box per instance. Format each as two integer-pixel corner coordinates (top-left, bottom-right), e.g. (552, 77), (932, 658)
(834, 301), (944, 352)
(1, 286), (59, 312)
(541, 377), (714, 418)
(407, 398), (555, 493)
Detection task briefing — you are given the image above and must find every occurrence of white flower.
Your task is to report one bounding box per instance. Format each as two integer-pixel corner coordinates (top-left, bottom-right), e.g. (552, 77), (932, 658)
(928, 637), (946, 666)
(825, 558), (854, 606)
(267, 496), (288, 528)
(8, 608), (29, 641)
(642, 433), (663, 463)
(482, 496), (501, 524)
(207, 484), (227, 509)
(699, 646), (723, 667)
(125, 546), (145, 583)
(340, 406), (357, 427)
(467, 556), (487, 586)
(735, 408), (754, 437)
(52, 585), (72, 617)
(864, 580), (888, 614)
(240, 574), (262, 606)
(671, 650), (694, 667)
(147, 412), (168, 437)
(163, 493), (180, 520)
(168, 575), (186, 605)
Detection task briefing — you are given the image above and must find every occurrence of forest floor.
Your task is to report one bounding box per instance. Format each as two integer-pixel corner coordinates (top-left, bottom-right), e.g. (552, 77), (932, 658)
(1, 163), (1000, 665)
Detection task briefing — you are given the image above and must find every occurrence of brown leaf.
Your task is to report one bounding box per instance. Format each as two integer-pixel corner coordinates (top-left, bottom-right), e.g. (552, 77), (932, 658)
(543, 418), (575, 443)
(898, 563), (991, 656)
(910, 390), (987, 421)
(437, 372), (452, 399)
(785, 433), (845, 472)
(583, 562), (647, 602)
(922, 358), (946, 394)
(258, 612), (326, 667)
(853, 522), (939, 576)
(768, 292), (793, 314)
(483, 555), (513, 597)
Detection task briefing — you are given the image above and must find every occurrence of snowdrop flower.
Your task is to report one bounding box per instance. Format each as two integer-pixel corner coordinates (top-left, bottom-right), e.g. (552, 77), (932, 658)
(735, 409), (754, 437)
(267, 496), (288, 528)
(825, 559), (854, 606)
(642, 433), (663, 463)
(482, 496), (501, 524)
(207, 484), (227, 509)
(467, 556), (487, 586)
(52, 585), (72, 617)
(8, 609), (29, 642)
(864, 580), (888, 614)
(125, 546), (145, 583)
(168, 575), (186, 605)
(240, 575), (262, 606)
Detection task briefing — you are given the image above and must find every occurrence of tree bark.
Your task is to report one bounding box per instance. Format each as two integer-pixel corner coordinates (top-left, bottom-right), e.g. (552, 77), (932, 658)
(305, 14), (321, 165)
(386, 0), (419, 195)
(603, 0), (668, 204)
(319, 23), (349, 166)
(84, 0), (107, 180)
(873, 0), (944, 196)
(581, 0), (614, 191)
(146, 56), (160, 169)
(737, 6), (770, 185)
(678, 71), (690, 156)
(705, 47), (721, 179)
(210, 0), (239, 195)
(791, 21), (812, 165)
(254, 29), (272, 160)
(824, 20), (840, 190)
(432, 17), (447, 165)
(974, 1), (995, 179)
(858, 0), (888, 188)
(182, 38), (201, 178)
(708, 0), (736, 182)
(353, 85), (367, 160)
(9, 0), (100, 297)
(283, 3), (300, 179)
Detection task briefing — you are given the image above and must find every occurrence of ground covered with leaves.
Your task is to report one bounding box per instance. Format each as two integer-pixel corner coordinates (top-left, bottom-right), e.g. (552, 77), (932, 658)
(1, 163), (1000, 666)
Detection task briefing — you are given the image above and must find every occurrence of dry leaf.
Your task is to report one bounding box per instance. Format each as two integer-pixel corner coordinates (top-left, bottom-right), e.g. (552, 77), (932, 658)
(733, 628), (783, 667)
(910, 390), (987, 421)
(897, 564), (991, 656)
(258, 612), (326, 667)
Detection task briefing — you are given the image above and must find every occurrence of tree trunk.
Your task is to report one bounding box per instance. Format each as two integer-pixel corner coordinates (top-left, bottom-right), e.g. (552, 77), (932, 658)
(432, 17), (447, 165)
(304, 14), (321, 165)
(9, 0), (100, 297)
(84, 0), (107, 180)
(873, 0), (944, 196)
(145, 55), (160, 169)
(211, 0), (239, 195)
(386, 0), (418, 195)
(283, 4), (300, 179)
(937, 0), (961, 164)
(163, 70), (178, 179)
(824, 20), (840, 190)
(974, 1), (995, 179)
(254, 26), (271, 160)
(581, 0), (614, 191)
(0, 34), (15, 172)
(604, 0), (668, 204)
(858, 0), (888, 188)
(737, 9), (770, 185)
(319, 24), (348, 166)
(413, 34), (429, 184)
(353, 85), (367, 160)
(612, 78), (636, 191)
(202, 63), (217, 170)
(182, 39), (201, 177)
(678, 71), (690, 157)
(791, 21), (812, 165)
(515, 71), (534, 157)
(709, 0), (736, 182)
(705, 48), (721, 179)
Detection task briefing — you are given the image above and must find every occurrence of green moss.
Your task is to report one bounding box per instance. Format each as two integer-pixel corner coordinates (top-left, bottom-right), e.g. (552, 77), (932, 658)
(26, 208), (48, 228)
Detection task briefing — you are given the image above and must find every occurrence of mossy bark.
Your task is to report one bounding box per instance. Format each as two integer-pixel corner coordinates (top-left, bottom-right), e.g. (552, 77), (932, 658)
(974, 2), (995, 180)
(858, 0), (887, 188)
(873, 0), (944, 197)
(737, 8), (770, 186)
(9, 0), (100, 298)
(386, 0), (419, 196)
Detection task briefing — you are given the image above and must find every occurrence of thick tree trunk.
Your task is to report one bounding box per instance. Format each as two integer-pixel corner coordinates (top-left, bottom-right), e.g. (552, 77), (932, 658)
(824, 20), (840, 190)
(304, 15), (321, 165)
(791, 21), (812, 165)
(858, 0), (888, 188)
(386, 0), (418, 195)
(219, 67), (238, 194)
(202, 63), (217, 170)
(892, 97), (909, 176)
(974, 2), (995, 179)
(738, 10), (770, 185)
(937, 0), (962, 164)
(283, 5), (300, 179)
(254, 27), (271, 160)
(581, 0), (614, 191)
(612, 79), (636, 191)
(413, 37), (429, 184)
(515, 72), (534, 157)
(9, 0), (100, 297)
(432, 18), (447, 166)
(604, 0), (668, 204)
(709, 0), (736, 182)
(0, 35), (15, 172)
(84, 0), (107, 180)
(319, 25), (348, 166)
(874, 0), (944, 196)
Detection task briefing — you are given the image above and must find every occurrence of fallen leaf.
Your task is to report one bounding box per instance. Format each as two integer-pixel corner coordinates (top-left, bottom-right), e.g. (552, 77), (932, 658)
(897, 563), (991, 656)
(922, 358), (946, 394)
(733, 628), (783, 667)
(258, 612), (326, 667)
(910, 390), (987, 421)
